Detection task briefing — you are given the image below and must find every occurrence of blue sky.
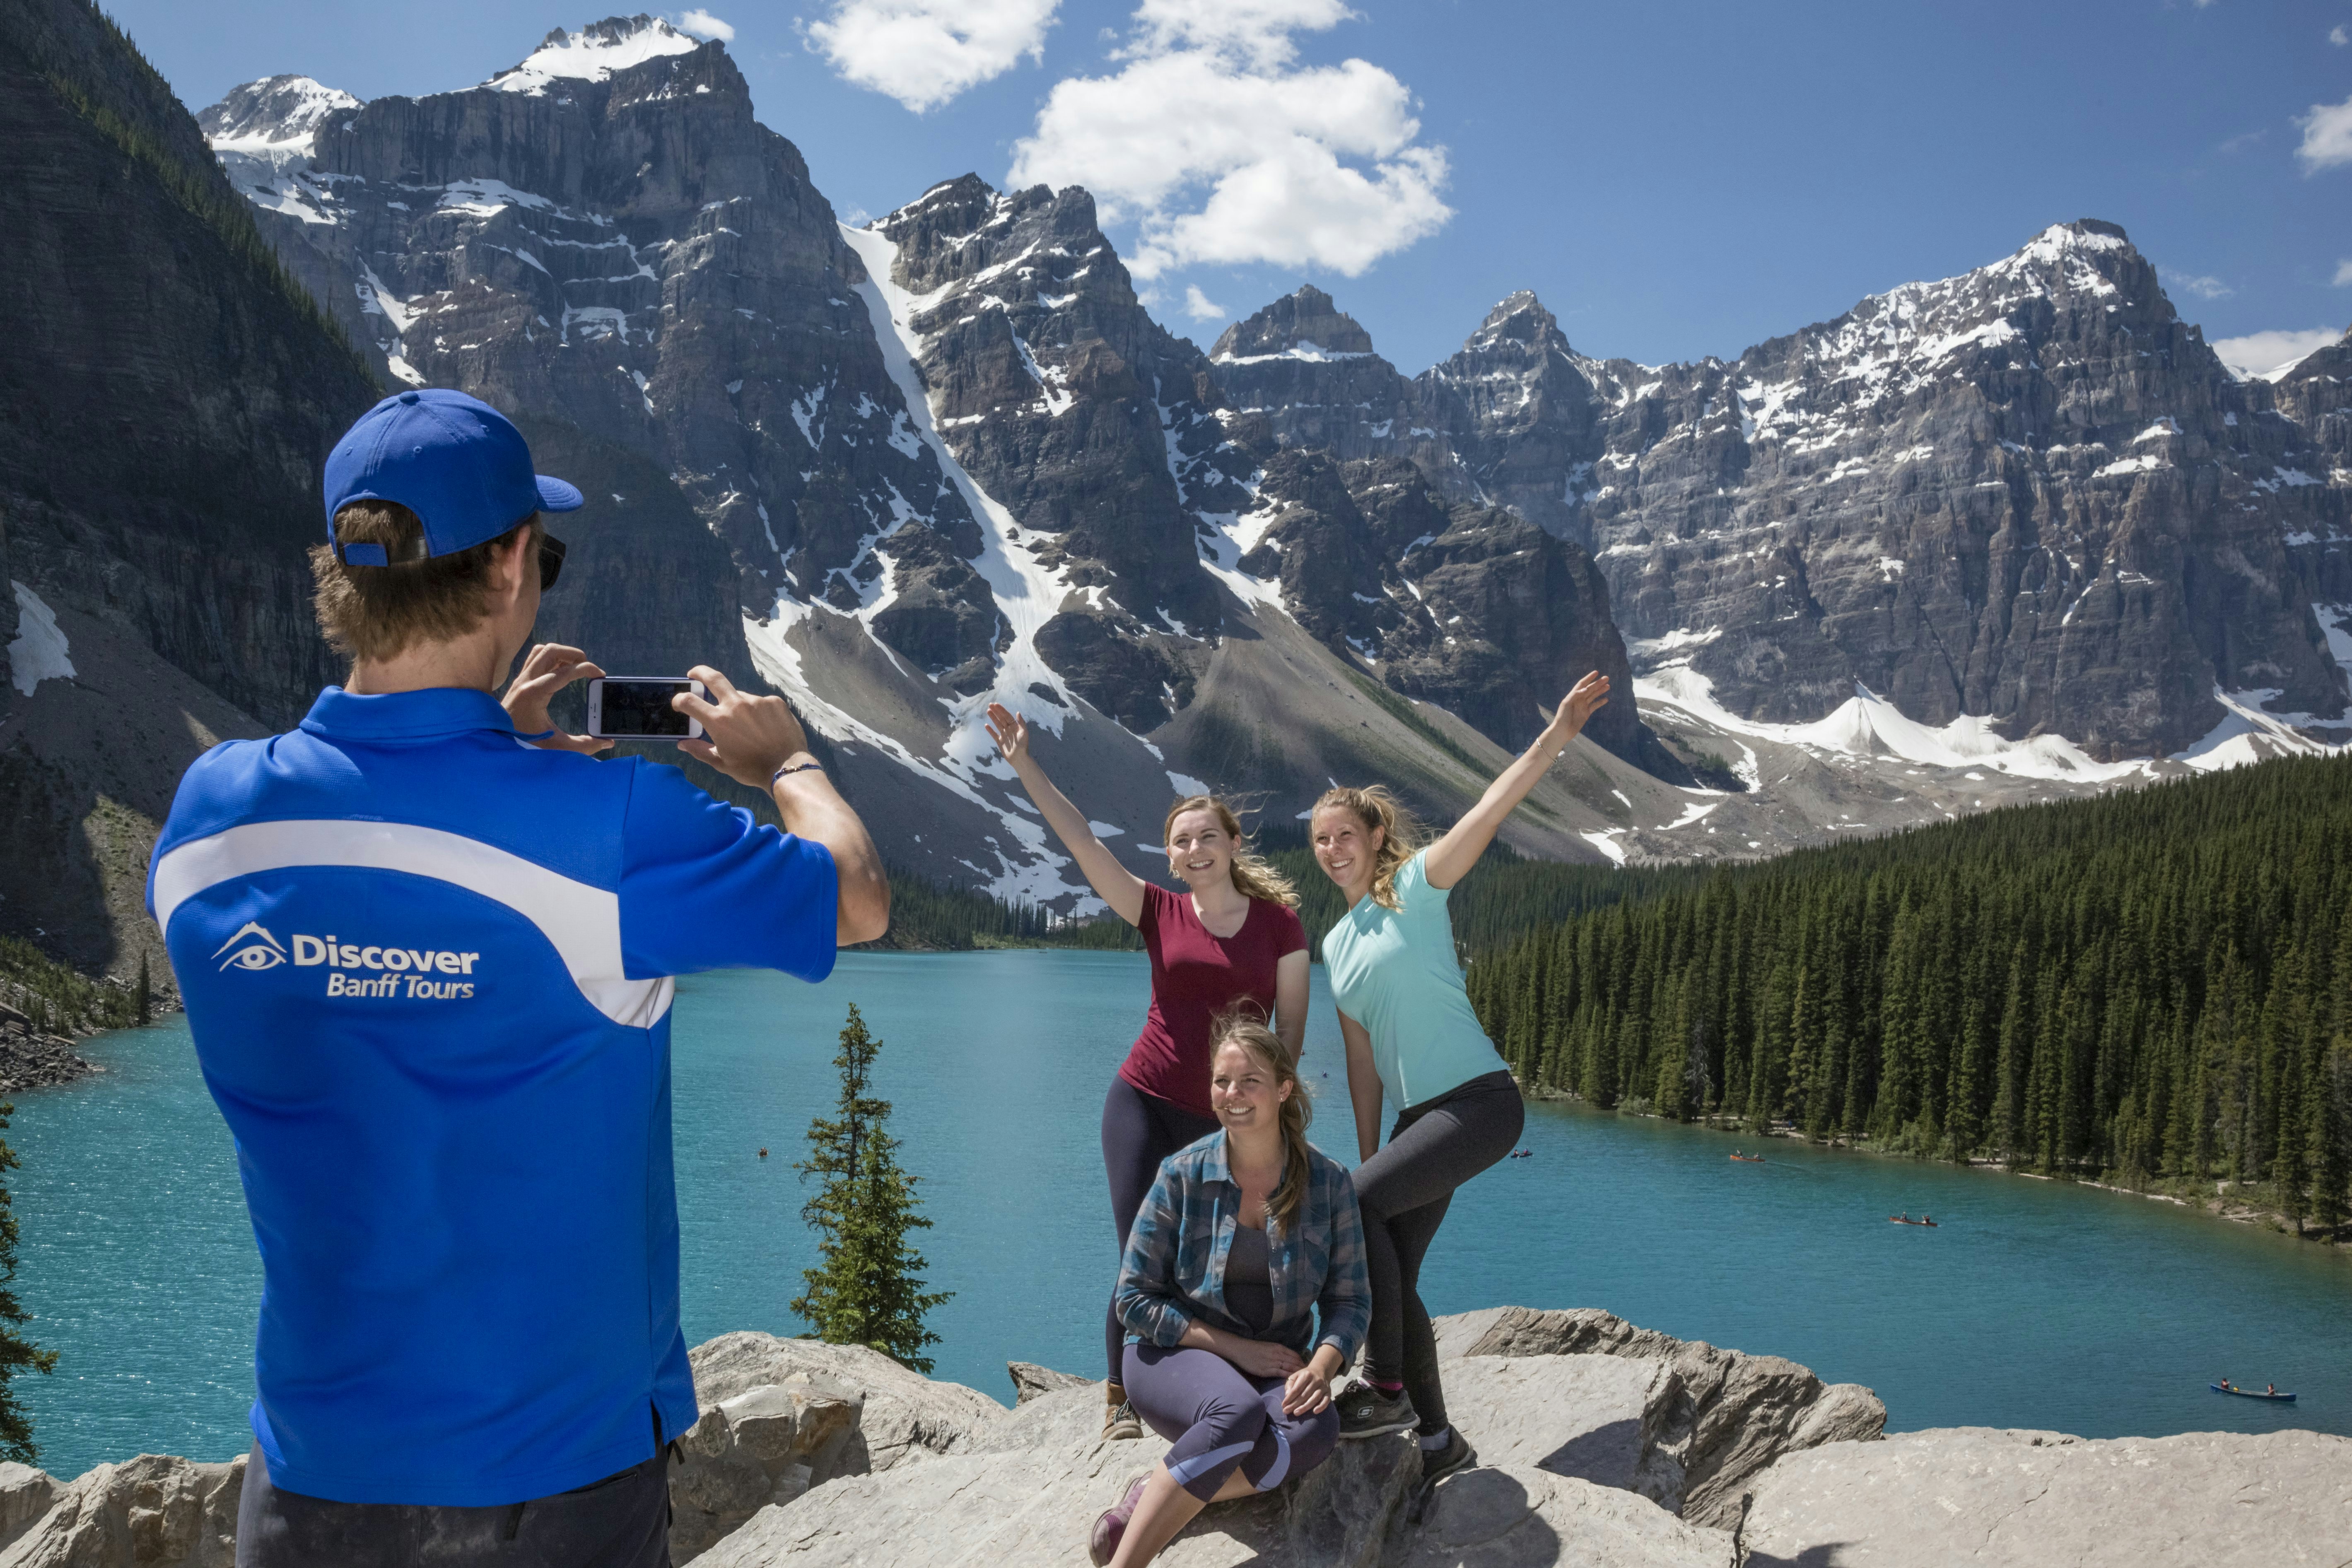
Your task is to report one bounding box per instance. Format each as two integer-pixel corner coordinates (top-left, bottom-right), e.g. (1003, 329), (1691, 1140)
(117, 0), (2352, 376)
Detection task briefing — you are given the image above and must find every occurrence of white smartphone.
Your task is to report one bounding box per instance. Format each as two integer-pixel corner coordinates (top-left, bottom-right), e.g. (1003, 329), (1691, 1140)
(585, 677), (707, 741)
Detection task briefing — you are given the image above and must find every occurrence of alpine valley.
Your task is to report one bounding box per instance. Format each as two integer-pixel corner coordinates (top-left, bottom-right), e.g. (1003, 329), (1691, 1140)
(5, 6), (2351, 979)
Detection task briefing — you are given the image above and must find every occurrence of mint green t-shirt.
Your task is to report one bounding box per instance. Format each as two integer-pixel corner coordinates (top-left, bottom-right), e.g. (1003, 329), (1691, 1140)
(1322, 849), (1509, 1112)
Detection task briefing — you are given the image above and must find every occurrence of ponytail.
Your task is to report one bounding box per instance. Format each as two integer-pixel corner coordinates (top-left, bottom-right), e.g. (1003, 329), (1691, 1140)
(1164, 795), (1300, 908)
(1312, 785), (1424, 911)
(1211, 1013), (1312, 1236)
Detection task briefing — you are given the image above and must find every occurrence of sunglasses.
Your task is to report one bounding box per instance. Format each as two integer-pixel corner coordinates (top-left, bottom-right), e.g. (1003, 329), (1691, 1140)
(538, 533), (567, 591)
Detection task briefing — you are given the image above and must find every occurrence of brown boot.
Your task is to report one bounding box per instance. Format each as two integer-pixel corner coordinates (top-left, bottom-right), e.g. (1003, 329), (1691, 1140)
(1103, 1383), (1143, 1441)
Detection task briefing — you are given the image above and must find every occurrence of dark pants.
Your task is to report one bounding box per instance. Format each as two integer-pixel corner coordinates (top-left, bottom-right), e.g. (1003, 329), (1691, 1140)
(1122, 1343), (1339, 1501)
(1103, 1075), (1220, 1385)
(1351, 1069), (1524, 1434)
(236, 1444), (671, 1568)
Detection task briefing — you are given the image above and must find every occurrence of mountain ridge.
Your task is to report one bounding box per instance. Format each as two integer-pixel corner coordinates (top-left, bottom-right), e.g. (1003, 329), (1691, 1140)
(171, 15), (2352, 905)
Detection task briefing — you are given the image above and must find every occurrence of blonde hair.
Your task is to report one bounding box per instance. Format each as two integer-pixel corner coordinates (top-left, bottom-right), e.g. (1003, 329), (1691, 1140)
(1211, 1013), (1313, 1235)
(1164, 796), (1300, 908)
(310, 500), (541, 663)
(1312, 785), (1424, 911)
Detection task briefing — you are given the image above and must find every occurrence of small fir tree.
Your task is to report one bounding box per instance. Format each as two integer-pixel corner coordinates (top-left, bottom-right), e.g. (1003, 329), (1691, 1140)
(792, 1006), (950, 1372)
(133, 955), (151, 1027)
(0, 1103), (56, 1463)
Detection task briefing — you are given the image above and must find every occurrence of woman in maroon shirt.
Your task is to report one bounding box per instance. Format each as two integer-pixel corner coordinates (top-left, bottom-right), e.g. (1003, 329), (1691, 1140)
(985, 703), (1310, 1441)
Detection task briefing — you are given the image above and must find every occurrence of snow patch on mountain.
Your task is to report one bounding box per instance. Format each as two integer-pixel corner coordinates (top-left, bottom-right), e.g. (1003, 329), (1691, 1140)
(1637, 665), (2149, 785)
(8, 582), (75, 697)
(202, 75), (360, 227)
(486, 17), (703, 94)
(2171, 688), (2352, 772)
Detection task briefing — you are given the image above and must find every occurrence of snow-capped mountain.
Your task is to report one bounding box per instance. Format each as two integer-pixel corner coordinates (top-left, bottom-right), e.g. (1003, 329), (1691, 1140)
(1213, 227), (2352, 767)
(191, 16), (2352, 904)
(194, 19), (1664, 903)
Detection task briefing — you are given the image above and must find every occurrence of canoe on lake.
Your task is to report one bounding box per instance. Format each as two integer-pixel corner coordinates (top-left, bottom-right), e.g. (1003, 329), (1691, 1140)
(2210, 1383), (2297, 1402)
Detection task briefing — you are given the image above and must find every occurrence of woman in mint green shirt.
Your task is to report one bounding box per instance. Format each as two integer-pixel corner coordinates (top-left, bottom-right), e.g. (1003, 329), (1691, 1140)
(1311, 670), (1612, 1487)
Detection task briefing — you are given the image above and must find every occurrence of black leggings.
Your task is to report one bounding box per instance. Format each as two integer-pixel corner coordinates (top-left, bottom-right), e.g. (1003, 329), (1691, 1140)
(1349, 1069), (1523, 1433)
(1102, 1076), (1221, 1385)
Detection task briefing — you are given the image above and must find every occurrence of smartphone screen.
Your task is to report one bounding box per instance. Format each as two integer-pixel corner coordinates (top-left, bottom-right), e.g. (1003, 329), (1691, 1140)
(589, 678), (703, 739)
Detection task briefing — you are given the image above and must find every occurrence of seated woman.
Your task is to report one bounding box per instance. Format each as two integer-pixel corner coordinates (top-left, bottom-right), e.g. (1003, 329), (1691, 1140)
(1092, 1018), (1370, 1567)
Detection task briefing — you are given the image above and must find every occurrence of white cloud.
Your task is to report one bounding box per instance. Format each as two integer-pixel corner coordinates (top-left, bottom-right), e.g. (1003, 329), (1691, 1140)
(1008, 0), (1451, 279)
(2211, 326), (2342, 381)
(806, 0), (1059, 113)
(2335, 258), (2352, 286)
(2331, 24), (2349, 45)
(675, 9), (733, 41)
(1183, 284), (1227, 320)
(2297, 92), (2352, 171)
(2161, 268), (2232, 300)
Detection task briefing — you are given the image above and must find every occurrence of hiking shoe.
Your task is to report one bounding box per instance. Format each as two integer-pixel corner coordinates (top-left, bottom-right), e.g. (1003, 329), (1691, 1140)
(1089, 1473), (1149, 1566)
(1102, 1400), (1144, 1441)
(1406, 1429), (1478, 1525)
(1334, 1382), (1418, 1440)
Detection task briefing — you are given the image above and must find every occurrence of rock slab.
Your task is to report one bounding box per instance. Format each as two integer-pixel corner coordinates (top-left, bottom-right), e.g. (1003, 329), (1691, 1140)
(1436, 1307), (1886, 1527)
(1737, 1427), (2352, 1567)
(0, 1454), (242, 1568)
(669, 1380), (864, 1563)
(688, 1333), (1006, 1476)
(695, 1308), (1867, 1567)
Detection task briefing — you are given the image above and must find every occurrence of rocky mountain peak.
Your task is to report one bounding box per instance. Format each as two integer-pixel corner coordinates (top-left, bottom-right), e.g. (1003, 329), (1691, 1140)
(196, 75), (361, 152)
(484, 14), (708, 94)
(1462, 288), (1568, 352)
(1209, 285), (1377, 363)
(876, 177), (1124, 308)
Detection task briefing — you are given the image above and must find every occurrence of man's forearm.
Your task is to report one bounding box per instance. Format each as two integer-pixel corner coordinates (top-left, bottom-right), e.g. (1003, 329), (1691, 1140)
(771, 755), (889, 943)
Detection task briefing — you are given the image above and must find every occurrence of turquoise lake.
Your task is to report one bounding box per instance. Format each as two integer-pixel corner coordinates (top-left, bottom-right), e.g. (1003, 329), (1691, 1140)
(8, 949), (2348, 1481)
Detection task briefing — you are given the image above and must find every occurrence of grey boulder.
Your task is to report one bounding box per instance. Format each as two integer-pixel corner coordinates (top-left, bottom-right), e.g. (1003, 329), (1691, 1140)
(1010, 1363), (1094, 1406)
(688, 1333), (1006, 1475)
(0, 1453), (243, 1568)
(669, 1380), (864, 1563)
(1436, 1308), (1886, 1527)
(1736, 1427), (2352, 1567)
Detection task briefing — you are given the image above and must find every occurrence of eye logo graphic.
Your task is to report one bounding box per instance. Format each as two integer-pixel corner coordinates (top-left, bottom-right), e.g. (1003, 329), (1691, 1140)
(214, 922), (289, 972)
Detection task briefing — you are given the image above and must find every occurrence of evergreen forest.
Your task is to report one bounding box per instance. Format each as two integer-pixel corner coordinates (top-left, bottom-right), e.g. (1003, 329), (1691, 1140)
(1462, 756), (2352, 1235)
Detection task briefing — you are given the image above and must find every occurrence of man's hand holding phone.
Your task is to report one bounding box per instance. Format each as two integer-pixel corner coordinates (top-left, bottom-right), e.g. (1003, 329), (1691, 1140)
(503, 644), (613, 755)
(674, 667), (813, 788)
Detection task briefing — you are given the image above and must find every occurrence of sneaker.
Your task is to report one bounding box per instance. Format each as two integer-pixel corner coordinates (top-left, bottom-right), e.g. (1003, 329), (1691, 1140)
(1102, 1400), (1144, 1442)
(1334, 1382), (1418, 1440)
(1406, 1428), (1478, 1525)
(1089, 1473), (1149, 1566)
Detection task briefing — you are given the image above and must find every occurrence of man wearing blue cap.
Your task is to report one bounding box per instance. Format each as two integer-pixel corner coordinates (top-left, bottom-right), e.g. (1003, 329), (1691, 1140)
(147, 389), (889, 1566)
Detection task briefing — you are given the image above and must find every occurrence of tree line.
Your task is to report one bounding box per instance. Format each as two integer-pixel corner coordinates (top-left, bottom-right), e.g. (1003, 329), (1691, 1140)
(1462, 755), (2352, 1235)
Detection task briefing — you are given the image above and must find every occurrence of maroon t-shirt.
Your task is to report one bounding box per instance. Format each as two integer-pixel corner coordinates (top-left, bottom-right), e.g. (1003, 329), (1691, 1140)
(1118, 884), (1309, 1119)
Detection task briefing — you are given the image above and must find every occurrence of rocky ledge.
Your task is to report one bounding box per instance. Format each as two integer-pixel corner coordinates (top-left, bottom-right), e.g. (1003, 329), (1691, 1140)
(0, 1004), (98, 1094)
(0, 1308), (2340, 1567)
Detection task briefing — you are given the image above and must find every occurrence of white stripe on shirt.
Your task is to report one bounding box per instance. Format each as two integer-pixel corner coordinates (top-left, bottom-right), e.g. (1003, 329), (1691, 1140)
(152, 819), (673, 1028)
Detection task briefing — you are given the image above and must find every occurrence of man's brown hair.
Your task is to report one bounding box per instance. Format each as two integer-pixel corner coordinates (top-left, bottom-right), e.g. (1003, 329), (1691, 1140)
(310, 501), (541, 663)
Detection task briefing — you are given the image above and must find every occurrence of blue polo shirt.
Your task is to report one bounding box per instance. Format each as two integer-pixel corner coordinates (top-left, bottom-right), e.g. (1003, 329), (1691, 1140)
(147, 686), (837, 1506)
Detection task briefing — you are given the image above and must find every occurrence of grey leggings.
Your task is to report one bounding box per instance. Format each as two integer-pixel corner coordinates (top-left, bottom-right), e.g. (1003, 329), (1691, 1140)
(1349, 1068), (1523, 1433)
(1123, 1343), (1339, 1501)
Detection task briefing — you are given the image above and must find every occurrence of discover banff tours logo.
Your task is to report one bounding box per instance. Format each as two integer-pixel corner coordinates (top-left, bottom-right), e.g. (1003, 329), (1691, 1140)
(212, 922), (480, 1000)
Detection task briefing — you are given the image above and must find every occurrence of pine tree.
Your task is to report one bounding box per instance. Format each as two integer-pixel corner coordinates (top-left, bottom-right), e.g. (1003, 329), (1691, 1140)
(133, 955), (151, 1027)
(0, 1104), (57, 1463)
(792, 1006), (951, 1372)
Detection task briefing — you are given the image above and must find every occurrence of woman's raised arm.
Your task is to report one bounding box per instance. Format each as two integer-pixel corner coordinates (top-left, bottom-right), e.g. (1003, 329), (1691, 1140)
(1421, 671), (1610, 891)
(986, 702), (1148, 926)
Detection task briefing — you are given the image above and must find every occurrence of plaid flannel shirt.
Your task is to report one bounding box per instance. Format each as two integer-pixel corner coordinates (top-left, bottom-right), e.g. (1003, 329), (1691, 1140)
(1114, 1131), (1370, 1365)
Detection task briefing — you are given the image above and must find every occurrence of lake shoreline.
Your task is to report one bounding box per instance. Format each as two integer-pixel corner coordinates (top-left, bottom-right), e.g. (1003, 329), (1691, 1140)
(1519, 1080), (2351, 1250)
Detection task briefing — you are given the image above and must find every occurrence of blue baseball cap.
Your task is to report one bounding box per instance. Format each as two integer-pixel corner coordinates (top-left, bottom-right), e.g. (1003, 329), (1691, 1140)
(323, 388), (583, 566)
